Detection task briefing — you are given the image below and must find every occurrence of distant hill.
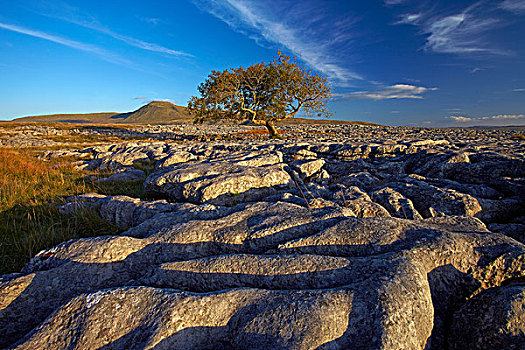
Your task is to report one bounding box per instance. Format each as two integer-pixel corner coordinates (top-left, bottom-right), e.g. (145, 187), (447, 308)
(109, 101), (192, 124)
(12, 112), (120, 124)
(13, 101), (192, 125)
(281, 117), (378, 126)
(12, 101), (378, 126)
(468, 125), (525, 130)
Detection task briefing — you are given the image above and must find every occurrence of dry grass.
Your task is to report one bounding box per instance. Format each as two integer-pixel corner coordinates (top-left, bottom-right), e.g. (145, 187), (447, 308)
(237, 129), (270, 135)
(0, 121), (141, 132)
(236, 129), (294, 137)
(0, 122), (156, 150)
(0, 148), (122, 274)
(510, 133), (525, 140)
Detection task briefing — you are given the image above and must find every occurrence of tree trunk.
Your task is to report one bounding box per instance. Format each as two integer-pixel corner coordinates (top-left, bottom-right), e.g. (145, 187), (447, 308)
(265, 121), (280, 138)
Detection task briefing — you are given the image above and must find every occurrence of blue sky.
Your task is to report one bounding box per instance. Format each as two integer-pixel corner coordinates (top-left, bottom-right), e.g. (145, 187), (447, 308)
(0, 0), (524, 126)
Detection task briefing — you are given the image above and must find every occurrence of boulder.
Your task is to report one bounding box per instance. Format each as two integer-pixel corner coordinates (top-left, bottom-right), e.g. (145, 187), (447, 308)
(101, 168), (146, 182)
(488, 223), (525, 244)
(290, 159), (325, 179)
(3, 205), (524, 349)
(372, 187), (423, 220)
(382, 180), (483, 218)
(155, 151), (196, 168)
(449, 283), (525, 350)
(3, 125), (525, 349)
(340, 171), (380, 190)
(144, 151), (292, 206)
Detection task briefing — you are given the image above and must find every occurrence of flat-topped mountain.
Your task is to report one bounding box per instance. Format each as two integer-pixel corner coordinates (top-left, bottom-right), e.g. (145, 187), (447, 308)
(11, 101), (378, 126)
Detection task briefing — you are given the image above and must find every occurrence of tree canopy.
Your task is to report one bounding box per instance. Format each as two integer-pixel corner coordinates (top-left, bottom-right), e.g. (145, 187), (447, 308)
(188, 52), (332, 138)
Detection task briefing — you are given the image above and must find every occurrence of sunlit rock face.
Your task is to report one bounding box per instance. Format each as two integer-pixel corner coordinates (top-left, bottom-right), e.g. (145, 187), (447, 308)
(2, 124), (525, 349)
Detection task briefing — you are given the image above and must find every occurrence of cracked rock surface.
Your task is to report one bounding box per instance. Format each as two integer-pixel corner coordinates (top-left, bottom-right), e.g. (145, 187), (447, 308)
(1, 124), (525, 349)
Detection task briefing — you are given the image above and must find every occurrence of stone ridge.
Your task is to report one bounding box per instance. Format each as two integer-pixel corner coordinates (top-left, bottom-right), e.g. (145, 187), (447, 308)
(1, 124), (525, 349)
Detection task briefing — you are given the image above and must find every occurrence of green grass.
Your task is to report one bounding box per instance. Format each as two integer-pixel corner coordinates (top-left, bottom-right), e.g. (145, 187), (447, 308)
(0, 148), (123, 274)
(94, 179), (148, 198)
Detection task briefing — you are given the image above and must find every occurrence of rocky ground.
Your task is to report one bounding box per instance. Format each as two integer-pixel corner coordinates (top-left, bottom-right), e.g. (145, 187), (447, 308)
(1, 123), (525, 349)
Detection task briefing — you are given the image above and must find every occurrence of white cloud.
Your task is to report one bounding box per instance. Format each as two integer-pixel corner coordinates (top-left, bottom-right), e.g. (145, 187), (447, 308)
(424, 13), (501, 54)
(395, 3), (507, 55)
(139, 17), (163, 26)
(98, 28), (193, 57)
(501, 0), (525, 13)
(513, 88), (525, 92)
(0, 22), (131, 66)
(449, 114), (525, 122)
(396, 13), (422, 25)
(384, 0), (406, 5)
(192, 0), (361, 86)
(152, 99), (177, 104)
(336, 84), (438, 101)
(491, 114), (525, 119)
(449, 116), (473, 122)
(38, 3), (192, 57)
(135, 98), (178, 105)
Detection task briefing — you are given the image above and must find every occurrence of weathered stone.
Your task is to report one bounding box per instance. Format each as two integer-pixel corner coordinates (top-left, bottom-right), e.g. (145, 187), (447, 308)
(290, 159), (325, 179)
(382, 180), (483, 218)
(156, 151), (197, 168)
(449, 284), (525, 350)
(476, 197), (525, 223)
(3, 123), (525, 349)
(488, 223), (525, 244)
(428, 178), (502, 199)
(3, 211), (524, 349)
(144, 151), (292, 206)
(451, 155), (525, 184)
(372, 187), (423, 220)
(60, 195), (180, 229)
(101, 168), (146, 182)
(342, 199), (391, 218)
(340, 171), (381, 190)
(329, 184), (371, 202)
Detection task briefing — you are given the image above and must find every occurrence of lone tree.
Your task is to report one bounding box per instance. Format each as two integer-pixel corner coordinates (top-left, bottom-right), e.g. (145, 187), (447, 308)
(188, 52), (332, 138)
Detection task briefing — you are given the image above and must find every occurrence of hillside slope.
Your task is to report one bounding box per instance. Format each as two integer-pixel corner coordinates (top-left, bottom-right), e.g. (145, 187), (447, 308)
(12, 113), (119, 124)
(110, 101), (192, 124)
(12, 101), (378, 126)
(13, 101), (192, 125)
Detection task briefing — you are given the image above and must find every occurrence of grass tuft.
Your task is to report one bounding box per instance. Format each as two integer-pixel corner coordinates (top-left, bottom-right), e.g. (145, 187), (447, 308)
(0, 148), (121, 274)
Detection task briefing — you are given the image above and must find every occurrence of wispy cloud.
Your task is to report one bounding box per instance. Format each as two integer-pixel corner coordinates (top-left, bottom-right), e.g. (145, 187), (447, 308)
(93, 26), (193, 57)
(192, 0), (361, 86)
(513, 88), (525, 92)
(395, 3), (508, 55)
(37, 2), (192, 57)
(138, 17), (164, 26)
(396, 13), (422, 25)
(384, 0), (406, 6)
(153, 98), (178, 104)
(425, 13), (501, 54)
(449, 116), (475, 122)
(135, 98), (178, 105)
(500, 0), (525, 13)
(335, 84), (438, 101)
(449, 114), (525, 122)
(0, 22), (131, 66)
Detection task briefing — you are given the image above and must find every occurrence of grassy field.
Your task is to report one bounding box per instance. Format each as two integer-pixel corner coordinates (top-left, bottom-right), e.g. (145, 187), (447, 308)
(0, 148), (152, 274)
